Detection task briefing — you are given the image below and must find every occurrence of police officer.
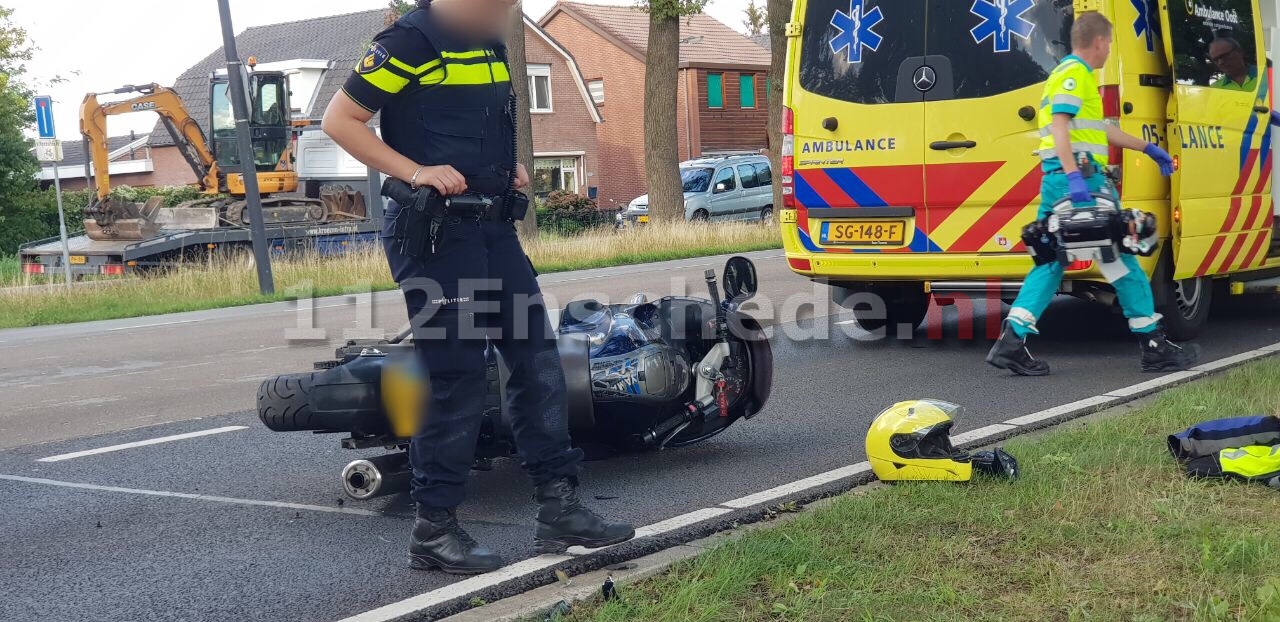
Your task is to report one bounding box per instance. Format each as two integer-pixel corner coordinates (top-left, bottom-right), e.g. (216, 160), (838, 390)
(323, 0), (633, 575)
(986, 12), (1200, 376)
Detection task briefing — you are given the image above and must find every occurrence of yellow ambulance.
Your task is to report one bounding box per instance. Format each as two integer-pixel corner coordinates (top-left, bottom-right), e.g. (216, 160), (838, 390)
(780, 0), (1280, 339)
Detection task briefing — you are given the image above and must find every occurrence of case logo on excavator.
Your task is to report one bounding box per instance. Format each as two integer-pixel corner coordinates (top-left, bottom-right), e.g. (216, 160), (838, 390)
(130, 102), (157, 112)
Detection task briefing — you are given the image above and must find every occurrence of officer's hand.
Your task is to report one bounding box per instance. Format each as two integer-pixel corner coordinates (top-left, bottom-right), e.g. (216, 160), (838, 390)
(1142, 143), (1176, 177)
(1066, 171), (1092, 204)
(416, 165), (468, 196)
(514, 163), (530, 190)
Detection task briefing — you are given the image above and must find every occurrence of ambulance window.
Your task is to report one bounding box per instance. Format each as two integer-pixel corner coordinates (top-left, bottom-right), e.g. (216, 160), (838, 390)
(926, 1), (1072, 100)
(1167, 0), (1259, 88)
(797, 0), (926, 104)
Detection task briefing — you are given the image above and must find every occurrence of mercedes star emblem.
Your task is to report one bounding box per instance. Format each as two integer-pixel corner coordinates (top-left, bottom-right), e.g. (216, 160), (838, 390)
(913, 66), (936, 92)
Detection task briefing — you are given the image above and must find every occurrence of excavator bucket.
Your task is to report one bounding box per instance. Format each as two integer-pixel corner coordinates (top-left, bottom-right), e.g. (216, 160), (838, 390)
(320, 185), (367, 220)
(83, 197), (163, 241)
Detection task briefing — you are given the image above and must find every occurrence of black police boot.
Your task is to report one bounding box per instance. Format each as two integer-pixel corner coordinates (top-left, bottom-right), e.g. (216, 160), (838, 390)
(533, 478), (636, 554)
(986, 321), (1051, 376)
(1139, 330), (1200, 372)
(409, 507), (503, 575)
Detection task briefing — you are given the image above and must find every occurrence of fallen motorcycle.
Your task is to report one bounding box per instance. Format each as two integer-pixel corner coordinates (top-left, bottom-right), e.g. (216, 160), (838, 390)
(257, 256), (773, 500)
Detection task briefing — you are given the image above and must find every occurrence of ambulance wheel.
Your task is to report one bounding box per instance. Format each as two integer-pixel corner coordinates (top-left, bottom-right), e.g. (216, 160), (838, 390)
(1158, 276), (1213, 342)
(831, 283), (930, 334)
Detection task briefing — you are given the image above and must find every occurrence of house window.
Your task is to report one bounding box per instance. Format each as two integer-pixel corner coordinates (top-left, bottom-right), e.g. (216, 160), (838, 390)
(707, 73), (724, 109)
(739, 74), (756, 108)
(588, 80), (604, 105)
(533, 157), (580, 196)
(528, 64), (552, 112)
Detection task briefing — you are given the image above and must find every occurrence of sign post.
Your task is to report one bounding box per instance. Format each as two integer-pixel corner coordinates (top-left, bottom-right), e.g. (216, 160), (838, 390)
(216, 0), (275, 295)
(34, 95), (73, 289)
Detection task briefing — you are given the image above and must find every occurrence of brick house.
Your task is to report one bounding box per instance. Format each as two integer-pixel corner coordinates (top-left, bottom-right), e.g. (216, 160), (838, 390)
(36, 132), (152, 192)
(540, 2), (772, 209)
(137, 10), (600, 199)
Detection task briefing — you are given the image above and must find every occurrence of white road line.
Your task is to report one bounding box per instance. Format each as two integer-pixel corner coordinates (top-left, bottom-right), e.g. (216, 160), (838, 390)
(36, 426), (248, 462)
(1190, 348), (1271, 373)
(950, 424), (1018, 445)
(335, 555), (573, 622)
(719, 462), (872, 510)
(106, 319), (201, 332)
(1003, 395), (1118, 426)
(0, 474), (383, 517)
(634, 507), (733, 539)
(1103, 371), (1199, 398)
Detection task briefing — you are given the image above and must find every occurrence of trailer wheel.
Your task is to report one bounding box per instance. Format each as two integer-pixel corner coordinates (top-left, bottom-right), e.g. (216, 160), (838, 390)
(257, 373), (318, 432)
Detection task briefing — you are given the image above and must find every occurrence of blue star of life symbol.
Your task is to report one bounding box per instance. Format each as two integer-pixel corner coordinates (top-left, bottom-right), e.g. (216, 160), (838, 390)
(970, 0), (1036, 53)
(1131, 0), (1158, 52)
(829, 0), (884, 64)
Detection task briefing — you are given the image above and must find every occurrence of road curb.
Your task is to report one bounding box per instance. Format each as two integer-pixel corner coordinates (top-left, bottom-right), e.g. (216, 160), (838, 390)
(437, 344), (1280, 622)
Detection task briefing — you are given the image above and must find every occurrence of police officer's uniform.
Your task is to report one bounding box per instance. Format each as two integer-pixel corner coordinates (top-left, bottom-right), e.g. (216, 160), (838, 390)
(1008, 54), (1161, 338)
(343, 6), (583, 511)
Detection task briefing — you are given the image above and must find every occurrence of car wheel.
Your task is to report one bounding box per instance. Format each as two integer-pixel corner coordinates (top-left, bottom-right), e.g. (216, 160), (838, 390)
(760, 206), (774, 225)
(1157, 275), (1213, 341)
(831, 283), (930, 335)
(691, 209), (710, 222)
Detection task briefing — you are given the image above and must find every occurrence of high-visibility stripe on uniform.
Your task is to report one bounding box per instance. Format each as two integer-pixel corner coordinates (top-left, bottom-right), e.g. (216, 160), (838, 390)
(1037, 119), (1109, 137)
(441, 50), (490, 60)
(359, 67), (410, 93)
(438, 61), (510, 86)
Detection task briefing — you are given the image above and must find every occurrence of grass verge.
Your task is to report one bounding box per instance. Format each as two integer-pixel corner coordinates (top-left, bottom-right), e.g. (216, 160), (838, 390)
(0, 221), (780, 329)
(567, 358), (1280, 622)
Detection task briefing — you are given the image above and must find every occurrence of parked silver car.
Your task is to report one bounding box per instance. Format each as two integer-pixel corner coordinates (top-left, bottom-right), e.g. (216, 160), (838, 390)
(616, 155), (775, 227)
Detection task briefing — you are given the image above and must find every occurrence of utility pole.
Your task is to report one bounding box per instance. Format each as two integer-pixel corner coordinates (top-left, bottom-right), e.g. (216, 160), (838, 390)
(216, 0), (275, 295)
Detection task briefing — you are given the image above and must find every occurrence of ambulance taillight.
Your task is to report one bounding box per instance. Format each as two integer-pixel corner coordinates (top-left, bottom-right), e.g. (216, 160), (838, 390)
(1101, 85), (1123, 193)
(781, 106), (795, 209)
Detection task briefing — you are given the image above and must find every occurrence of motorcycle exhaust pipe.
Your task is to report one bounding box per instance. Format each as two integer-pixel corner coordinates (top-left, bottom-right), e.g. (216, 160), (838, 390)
(342, 453), (411, 500)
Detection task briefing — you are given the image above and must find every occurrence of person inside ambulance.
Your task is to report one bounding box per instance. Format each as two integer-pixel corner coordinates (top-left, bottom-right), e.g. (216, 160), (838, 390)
(986, 12), (1201, 377)
(1209, 36), (1259, 91)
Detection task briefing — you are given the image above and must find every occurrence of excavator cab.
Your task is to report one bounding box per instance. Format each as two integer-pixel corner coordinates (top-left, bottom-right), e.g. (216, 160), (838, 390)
(209, 71), (295, 194)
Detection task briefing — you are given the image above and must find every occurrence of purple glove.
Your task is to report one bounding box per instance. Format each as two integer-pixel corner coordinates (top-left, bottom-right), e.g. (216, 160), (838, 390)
(1143, 143), (1176, 177)
(1270, 110), (1280, 127)
(1066, 171), (1092, 204)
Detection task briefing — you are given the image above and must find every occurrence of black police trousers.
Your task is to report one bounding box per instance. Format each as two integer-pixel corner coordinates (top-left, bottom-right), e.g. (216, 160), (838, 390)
(382, 204), (583, 510)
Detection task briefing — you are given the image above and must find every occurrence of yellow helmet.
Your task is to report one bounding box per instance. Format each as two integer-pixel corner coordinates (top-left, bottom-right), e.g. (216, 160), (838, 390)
(866, 399), (973, 482)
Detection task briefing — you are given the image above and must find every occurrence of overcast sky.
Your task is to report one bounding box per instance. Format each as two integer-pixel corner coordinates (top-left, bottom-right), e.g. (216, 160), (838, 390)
(10, 0), (757, 141)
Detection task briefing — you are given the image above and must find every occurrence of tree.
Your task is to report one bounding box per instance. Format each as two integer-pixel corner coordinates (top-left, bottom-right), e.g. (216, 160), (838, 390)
(766, 0), (791, 215)
(387, 0), (414, 25)
(0, 5), (43, 255)
(506, 1), (538, 238)
(743, 0), (767, 36)
(640, 0), (708, 223)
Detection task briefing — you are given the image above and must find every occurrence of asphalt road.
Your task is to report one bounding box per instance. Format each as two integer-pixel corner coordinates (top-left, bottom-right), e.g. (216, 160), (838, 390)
(1, 250), (1277, 622)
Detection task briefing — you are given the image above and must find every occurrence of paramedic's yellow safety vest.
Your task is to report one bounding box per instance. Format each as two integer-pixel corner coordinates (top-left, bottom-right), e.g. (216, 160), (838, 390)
(1037, 54), (1109, 167)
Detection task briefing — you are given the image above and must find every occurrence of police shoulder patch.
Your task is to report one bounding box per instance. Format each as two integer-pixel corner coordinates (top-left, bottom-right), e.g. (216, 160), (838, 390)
(358, 42), (390, 74)
(1063, 78), (1077, 91)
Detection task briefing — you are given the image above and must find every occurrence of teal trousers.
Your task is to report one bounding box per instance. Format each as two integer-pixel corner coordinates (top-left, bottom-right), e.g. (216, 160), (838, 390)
(1008, 172), (1159, 338)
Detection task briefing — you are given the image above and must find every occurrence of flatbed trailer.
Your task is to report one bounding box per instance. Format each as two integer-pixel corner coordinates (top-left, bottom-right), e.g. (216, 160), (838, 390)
(20, 216), (382, 279)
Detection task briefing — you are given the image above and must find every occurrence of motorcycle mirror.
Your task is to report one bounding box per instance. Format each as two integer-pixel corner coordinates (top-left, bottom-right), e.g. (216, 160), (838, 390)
(721, 256), (758, 303)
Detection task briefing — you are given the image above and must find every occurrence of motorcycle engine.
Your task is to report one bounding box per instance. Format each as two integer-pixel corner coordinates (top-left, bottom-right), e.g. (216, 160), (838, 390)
(590, 344), (690, 402)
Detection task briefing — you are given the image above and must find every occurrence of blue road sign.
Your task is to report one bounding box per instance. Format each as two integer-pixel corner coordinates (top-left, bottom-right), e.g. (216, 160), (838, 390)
(34, 96), (56, 139)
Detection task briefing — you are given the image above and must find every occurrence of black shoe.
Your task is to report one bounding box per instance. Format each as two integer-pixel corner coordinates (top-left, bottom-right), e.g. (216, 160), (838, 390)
(409, 507), (503, 575)
(986, 322), (1051, 376)
(534, 478), (636, 554)
(1139, 330), (1200, 372)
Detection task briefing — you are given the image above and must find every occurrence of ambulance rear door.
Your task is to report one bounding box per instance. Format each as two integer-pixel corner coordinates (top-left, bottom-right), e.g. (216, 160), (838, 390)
(790, 0), (927, 253)
(919, 0), (1074, 255)
(1158, 0), (1274, 279)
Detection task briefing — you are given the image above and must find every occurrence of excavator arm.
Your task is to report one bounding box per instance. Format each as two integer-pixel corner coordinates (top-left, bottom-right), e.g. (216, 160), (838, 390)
(79, 84), (222, 202)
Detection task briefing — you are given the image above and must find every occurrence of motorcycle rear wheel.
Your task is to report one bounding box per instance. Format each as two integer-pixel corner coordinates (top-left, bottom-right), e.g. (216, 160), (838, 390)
(257, 372), (319, 432)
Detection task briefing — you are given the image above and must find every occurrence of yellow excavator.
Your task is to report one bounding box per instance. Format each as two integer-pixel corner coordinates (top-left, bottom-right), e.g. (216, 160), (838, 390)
(80, 69), (352, 241)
